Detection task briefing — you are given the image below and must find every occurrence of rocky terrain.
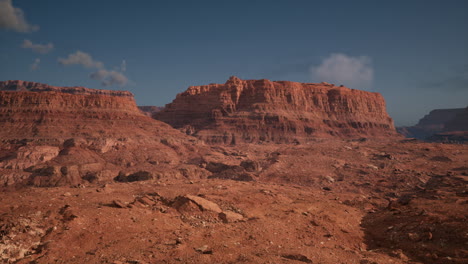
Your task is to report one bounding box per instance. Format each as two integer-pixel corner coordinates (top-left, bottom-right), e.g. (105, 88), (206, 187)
(398, 107), (468, 142)
(0, 80), (466, 264)
(1, 140), (466, 264)
(0, 81), (212, 187)
(155, 77), (398, 144)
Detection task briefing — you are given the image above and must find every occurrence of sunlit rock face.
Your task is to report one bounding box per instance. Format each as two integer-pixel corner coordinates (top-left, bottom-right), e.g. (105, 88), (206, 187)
(0, 80), (209, 187)
(155, 76), (397, 144)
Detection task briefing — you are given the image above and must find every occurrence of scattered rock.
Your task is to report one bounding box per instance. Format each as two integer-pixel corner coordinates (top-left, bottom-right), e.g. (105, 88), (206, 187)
(407, 232), (420, 242)
(397, 194), (414, 205)
(114, 171), (153, 182)
(219, 211), (244, 223)
(112, 200), (127, 208)
(59, 205), (78, 221)
(430, 156), (452, 162)
(240, 160), (261, 172)
(281, 254), (313, 263)
(195, 245), (212, 254)
(173, 195), (222, 213)
(324, 175), (335, 183)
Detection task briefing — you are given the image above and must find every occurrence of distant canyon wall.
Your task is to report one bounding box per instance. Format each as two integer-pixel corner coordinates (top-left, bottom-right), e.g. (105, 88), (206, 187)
(398, 107), (468, 142)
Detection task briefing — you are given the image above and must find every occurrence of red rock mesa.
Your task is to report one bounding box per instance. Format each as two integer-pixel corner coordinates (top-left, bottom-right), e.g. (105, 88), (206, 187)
(155, 76), (397, 144)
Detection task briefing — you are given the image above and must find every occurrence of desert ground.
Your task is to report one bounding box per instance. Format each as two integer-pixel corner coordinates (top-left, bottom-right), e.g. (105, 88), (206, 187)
(1, 139), (466, 264)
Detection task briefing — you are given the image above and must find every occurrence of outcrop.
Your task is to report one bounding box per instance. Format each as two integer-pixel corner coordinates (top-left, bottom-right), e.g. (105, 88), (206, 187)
(154, 76), (397, 144)
(0, 80), (209, 187)
(0, 80), (132, 97)
(398, 107), (468, 142)
(0, 80), (143, 140)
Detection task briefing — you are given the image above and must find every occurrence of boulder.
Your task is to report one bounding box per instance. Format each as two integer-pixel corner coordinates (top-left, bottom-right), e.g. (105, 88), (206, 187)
(218, 211), (244, 223)
(114, 171), (153, 182)
(172, 195), (222, 213)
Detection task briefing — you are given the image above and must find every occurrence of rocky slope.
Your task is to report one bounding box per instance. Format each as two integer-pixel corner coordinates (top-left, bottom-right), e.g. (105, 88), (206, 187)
(398, 107), (468, 142)
(0, 81), (210, 187)
(155, 76), (397, 144)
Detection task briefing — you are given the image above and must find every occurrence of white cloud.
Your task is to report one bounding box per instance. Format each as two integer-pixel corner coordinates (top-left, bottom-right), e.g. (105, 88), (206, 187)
(59, 51), (129, 86)
(310, 53), (373, 89)
(90, 69), (128, 87)
(30, 58), (40, 71)
(58, 51), (104, 69)
(0, 0), (39, 32)
(21, 39), (54, 54)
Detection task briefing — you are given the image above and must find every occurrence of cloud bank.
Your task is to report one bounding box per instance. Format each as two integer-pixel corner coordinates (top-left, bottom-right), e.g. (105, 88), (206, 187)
(310, 53), (373, 89)
(0, 0), (39, 32)
(90, 69), (128, 86)
(59, 51), (128, 86)
(58, 51), (104, 69)
(22, 39), (54, 54)
(30, 58), (40, 71)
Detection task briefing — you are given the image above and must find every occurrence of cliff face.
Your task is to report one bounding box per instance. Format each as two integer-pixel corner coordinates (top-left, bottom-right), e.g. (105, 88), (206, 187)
(155, 76), (397, 144)
(417, 108), (465, 128)
(0, 81), (141, 140)
(0, 80), (133, 97)
(427, 107), (468, 143)
(397, 107), (467, 141)
(0, 81), (209, 187)
(444, 107), (468, 132)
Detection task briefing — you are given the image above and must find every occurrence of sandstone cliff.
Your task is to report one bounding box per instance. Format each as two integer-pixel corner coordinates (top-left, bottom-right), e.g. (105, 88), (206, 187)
(397, 107), (467, 141)
(0, 80), (132, 97)
(155, 76), (397, 144)
(0, 81), (210, 187)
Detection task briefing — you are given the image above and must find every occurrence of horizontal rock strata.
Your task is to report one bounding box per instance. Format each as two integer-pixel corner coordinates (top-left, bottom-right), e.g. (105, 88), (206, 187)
(155, 76), (397, 144)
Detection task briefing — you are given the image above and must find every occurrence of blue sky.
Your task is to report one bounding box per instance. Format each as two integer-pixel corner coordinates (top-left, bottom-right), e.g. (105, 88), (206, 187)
(0, 0), (467, 126)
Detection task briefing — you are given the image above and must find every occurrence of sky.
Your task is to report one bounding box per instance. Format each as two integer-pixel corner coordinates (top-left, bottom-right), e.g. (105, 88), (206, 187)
(0, 0), (467, 126)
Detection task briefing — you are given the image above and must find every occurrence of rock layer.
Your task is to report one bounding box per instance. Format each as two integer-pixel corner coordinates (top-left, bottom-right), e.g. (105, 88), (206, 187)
(155, 76), (397, 144)
(0, 81), (209, 187)
(0, 80), (132, 97)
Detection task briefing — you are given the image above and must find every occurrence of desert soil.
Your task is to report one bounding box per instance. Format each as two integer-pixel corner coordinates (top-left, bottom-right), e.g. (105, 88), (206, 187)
(1, 139), (467, 264)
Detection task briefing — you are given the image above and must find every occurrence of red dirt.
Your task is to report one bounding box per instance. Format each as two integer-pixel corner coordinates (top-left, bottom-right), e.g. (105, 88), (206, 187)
(1, 139), (467, 264)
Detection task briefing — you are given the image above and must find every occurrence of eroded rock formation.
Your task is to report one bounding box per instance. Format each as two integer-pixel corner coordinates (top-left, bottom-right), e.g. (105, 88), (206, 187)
(398, 107), (468, 142)
(397, 108), (466, 139)
(0, 81), (209, 187)
(155, 76), (397, 144)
